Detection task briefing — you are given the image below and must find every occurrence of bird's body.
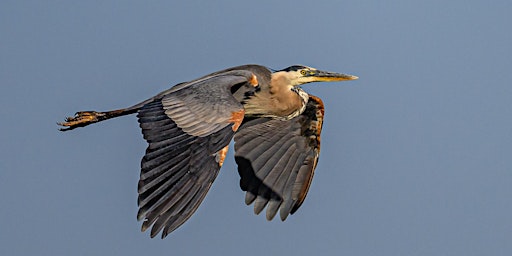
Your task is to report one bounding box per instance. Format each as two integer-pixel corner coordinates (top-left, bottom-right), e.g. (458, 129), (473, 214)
(59, 64), (357, 238)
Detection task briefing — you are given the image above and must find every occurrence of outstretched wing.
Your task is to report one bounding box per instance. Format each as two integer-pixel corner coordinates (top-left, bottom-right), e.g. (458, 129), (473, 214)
(137, 71), (257, 238)
(234, 95), (325, 221)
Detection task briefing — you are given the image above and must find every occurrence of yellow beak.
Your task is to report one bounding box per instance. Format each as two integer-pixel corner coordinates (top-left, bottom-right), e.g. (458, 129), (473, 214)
(310, 69), (359, 82)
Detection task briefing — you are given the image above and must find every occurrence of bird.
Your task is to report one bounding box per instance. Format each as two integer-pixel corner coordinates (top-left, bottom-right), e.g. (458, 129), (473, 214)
(58, 64), (358, 238)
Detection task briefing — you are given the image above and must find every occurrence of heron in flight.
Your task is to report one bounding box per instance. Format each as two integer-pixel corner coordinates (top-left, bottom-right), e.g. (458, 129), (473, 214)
(59, 64), (358, 238)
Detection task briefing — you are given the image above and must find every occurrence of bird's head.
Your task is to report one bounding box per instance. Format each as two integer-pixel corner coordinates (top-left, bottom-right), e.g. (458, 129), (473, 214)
(273, 65), (358, 86)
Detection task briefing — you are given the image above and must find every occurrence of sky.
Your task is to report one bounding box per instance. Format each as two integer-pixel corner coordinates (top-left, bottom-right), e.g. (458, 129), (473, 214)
(1, 1), (511, 255)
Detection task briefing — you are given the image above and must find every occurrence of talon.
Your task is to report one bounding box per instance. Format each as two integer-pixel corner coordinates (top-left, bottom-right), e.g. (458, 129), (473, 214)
(57, 111), (105, 131)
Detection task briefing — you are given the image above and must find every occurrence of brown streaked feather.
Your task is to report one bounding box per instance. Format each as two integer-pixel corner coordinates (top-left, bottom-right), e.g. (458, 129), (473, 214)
(234, 95), (325, 221)
(291, 95), (324, 213)
(229, 109), (245, 132)
(216, 145), (229, 167)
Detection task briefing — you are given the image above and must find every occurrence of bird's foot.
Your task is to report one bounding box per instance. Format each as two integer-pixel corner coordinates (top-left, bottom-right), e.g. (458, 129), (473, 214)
(58, 111), (105, 131)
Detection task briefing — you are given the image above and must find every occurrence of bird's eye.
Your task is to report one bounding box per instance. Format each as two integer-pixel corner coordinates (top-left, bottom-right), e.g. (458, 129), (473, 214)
(300, 70), (307, 76)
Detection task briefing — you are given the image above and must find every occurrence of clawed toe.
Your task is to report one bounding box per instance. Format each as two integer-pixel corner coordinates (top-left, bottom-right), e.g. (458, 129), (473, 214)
(58, 111), (104, 131)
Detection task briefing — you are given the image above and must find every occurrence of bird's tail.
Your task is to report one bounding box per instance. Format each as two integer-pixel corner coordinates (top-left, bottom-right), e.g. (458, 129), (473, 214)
(58, 108), (138, 131)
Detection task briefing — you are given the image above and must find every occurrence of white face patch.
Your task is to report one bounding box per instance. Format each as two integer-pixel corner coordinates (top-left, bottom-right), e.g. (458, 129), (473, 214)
(296, 67), (320, 85)
(272, 66), (320, 86)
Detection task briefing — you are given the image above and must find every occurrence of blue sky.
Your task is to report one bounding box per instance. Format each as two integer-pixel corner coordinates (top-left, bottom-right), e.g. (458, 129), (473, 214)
(1, 1), (511, 255)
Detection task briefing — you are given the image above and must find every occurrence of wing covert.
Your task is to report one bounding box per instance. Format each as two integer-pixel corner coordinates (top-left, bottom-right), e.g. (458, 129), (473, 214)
(161, 70), (257, 137)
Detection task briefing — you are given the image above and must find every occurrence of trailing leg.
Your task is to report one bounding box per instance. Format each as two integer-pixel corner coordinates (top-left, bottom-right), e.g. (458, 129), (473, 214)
(58, 108), (138, 131)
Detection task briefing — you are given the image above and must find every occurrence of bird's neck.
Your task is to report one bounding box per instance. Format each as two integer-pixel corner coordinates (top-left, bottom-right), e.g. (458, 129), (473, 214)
(243, 81), (308, 119)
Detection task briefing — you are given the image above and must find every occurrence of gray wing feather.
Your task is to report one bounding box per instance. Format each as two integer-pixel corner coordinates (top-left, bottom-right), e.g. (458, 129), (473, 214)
(134, 70), (259, 238)
(234, 96), (324, 221)
(161, 71), (255, 137)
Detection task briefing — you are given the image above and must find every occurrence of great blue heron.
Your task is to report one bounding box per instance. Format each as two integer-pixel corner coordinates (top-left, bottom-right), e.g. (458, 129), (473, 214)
(59, 64), (358, 238)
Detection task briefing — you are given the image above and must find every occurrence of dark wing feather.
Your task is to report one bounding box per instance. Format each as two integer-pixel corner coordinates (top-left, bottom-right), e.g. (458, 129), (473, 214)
(234, 95), (325, 221)
(137, 71), (257, 238)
